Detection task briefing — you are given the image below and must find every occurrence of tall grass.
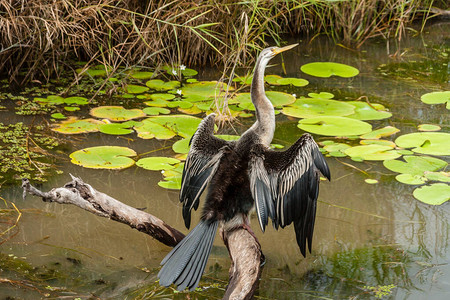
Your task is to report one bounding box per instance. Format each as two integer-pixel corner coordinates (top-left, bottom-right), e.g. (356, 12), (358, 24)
(0, 0), (444, 83)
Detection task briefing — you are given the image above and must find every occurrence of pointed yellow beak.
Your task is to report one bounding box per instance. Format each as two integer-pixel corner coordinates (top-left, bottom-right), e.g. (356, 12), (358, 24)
(272, 43), (298, 55)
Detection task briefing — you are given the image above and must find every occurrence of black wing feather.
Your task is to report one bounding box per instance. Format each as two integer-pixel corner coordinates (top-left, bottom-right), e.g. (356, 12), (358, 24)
(249, 133), (330, 256)
(180, 114), (229, 229)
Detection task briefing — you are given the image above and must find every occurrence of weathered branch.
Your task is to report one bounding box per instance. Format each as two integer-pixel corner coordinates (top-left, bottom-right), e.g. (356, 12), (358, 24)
(21, 176), (262, 299)
(21, 175), (184, 247)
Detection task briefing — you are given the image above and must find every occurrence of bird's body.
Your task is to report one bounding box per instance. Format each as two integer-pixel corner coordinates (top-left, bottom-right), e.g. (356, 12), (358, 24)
(158, 44), (330, 291)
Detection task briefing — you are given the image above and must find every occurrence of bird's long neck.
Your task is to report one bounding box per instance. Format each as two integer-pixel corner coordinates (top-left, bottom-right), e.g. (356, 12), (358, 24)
(249, 56), (275, 146)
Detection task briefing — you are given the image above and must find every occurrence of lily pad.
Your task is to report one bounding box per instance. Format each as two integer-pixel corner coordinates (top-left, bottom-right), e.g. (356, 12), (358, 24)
(178, 106), (203, 115)
(298, 116), (372, 136)
(76, 65), (110, 77)
(418, 124), (441, 131)
(70, 146), (136, 169)
(346, 101), (392, 120)
(360, 139), (396, 147)
(146, 79), (180, 91)
(134, 120), (176, 140)
(233, 74), (253, 85)
(308, 92), (334, 99)
(383, 155), (447, 176)
(420, 91), (450, 108)
(413, 183), (450, 205)
(64, 106), (80, 112)
(144, 99), (170, 107)
(136, 157), (180, 171)
(167, 101), (193, 109)
(264, 75), (283, 85)
(236, 91), (296, 110)
(395, 174), (426, 185)
(99, 123), (134, 135)
(395, 132), (450, 156)
(365, 179), (379, 184)
(90, 106), (146, 121)
(344, 145), (401, 161)
(172, 138), (191, 154)
(424, 172), (450, 183)
(149, 115), (203, 138)
(150, 93), (176, 101)
(51, 113), (66, 119)
(181, 81), (231, 102)
(360, 126), (400, 139)
(301, 62), (359, 78)
(131, 71), (154, 80)
(143, 107), (171, 115)
(276, 77), (309, 87)
(158, 177), (182, 190)
(126, 84), (149, 94)
(64, 97), (89, 105)
(323, 143), (351, 157)
(52, 118), (103, 134)
(282, 98), (355, 118)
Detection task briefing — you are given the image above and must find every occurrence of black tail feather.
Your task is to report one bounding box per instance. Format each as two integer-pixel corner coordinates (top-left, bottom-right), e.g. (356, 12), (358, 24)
(158, 220), (219, 291)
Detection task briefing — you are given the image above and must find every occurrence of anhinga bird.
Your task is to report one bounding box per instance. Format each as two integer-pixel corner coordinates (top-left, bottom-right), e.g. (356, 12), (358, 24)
(158, 44), (330, 291)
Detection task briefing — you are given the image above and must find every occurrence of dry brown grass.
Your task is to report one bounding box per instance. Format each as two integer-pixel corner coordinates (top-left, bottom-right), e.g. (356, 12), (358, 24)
(0, 0), (442, 83)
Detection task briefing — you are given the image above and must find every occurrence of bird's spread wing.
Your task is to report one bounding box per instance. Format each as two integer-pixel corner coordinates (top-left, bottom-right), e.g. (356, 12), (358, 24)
(180, 113), (229, 229)
(249, 133), (330, 256)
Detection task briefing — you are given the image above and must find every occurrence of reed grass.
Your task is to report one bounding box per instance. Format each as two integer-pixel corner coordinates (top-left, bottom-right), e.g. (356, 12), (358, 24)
(0, 0), (444, 83)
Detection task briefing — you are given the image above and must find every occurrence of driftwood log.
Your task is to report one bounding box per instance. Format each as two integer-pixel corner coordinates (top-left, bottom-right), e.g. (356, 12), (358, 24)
(21, 175), (262, 299)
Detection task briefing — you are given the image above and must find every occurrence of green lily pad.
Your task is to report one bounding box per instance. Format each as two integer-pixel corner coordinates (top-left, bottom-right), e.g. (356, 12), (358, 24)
(52, 118), (103, 134)
(323, 143), (351, 157)
(167, 101), (193, 109)
(98, 123), (134, 135)
(51, 113), (66, 119)
(172, 138), (191, 154)
(264, 75), (283, 85)
(298, 116), (372, 136)
(420, 91), (450, 108)
(144, 99), (170, 107)
(131, 71), (154, 80)
(178, 106), (203, 115)
(136, 157), (180, 171)
(149, 115), (202, 138)
(301, 62), (359, 78)
(64, 106), (80, 112)
(395, 174), (426, 185)
(308, 92), (334, 99)
(126, 84), (149, 94)
(181, 81), (231, 102)
(65, 97), (89, 105)
(344, 145), (401, 161)
(418, 124), (441, 131)
(346, 101), (392, 120)
(90, 106), (146, 121)
(282, 98), (355, 118)
(236, 91), (296, 110)
(150, 93), (176, 101)
(76, 65), (110, 77)
(360, 126), (400, 139)
(158, 177), (182, 190)
(360, 139), (396, 147)
(134, 120), (176, 140)
(413, 183), (450, 205)
(146, 79), (180, 91)
(215, 135), (240, 141)
(395, 132), (450, 156)
(276, 77), (309, 87)
(233, 74), (253, 85)
(365, 179), (379, 184)
(143, 107), (171, 115)
(181, 68), (198, 77)
(424, 172), (450, 183)
(70, 146), (136, 169)
(383, 155), (447, 176)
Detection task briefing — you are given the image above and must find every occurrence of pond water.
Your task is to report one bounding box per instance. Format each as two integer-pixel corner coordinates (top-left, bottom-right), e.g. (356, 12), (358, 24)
(0, 22), (449, 299)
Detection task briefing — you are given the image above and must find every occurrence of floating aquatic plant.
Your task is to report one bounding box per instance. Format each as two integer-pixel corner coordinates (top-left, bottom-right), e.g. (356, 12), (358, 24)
(344, 145), (400, 161)
(90, 106), (146, 122)
(301, 62), (359, 78)
(395, 132), (450, 156)
(70, 146), (137, 169)
(52, 117), (103, 134)
(298, 116), (372, 136)
(420, 91), (449, 109)
(413, 183), (450, 205)
(136, 157), (180, 171)
(282, 98), (355, 119)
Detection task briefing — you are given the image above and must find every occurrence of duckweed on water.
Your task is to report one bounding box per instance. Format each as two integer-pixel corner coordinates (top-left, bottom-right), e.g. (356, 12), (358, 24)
(0, 122), (61, 183)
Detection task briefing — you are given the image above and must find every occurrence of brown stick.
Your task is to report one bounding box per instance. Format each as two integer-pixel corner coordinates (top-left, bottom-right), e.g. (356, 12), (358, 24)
(21, 176), (262, 299)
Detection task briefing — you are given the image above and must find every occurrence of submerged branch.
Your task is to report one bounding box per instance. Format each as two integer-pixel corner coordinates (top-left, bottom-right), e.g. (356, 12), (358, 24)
(21, 176), (262, 299)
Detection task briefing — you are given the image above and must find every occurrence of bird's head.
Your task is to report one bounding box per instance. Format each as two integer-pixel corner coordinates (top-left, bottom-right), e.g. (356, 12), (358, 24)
(259, 43), (299, 61)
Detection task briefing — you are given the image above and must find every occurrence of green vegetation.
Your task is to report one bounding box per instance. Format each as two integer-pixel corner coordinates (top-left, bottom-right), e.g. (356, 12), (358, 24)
(0, 0), (444, 83)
